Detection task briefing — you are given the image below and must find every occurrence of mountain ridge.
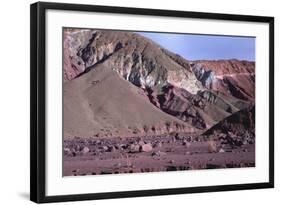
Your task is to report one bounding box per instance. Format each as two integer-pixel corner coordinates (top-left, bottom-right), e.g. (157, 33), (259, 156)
(63, 29), (255, 138)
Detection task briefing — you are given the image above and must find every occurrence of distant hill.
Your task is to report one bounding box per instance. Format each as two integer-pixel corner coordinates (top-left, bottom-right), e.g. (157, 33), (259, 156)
(203, 105), (255, 136)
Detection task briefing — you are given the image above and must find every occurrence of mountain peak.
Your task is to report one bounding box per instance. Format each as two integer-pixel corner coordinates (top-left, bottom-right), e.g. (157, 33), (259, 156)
(64, 29), (204, 94)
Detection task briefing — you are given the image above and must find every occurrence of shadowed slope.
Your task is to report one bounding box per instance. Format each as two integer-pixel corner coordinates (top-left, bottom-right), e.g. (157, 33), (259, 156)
(204, 105), (255, 135)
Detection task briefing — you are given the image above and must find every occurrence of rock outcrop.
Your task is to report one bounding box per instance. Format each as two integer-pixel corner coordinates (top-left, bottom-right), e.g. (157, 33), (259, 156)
(146, 83), (250, 129)
(191, 60), (255, 101)
(64, 29), (95, 81)
(64, 29), (204, 94)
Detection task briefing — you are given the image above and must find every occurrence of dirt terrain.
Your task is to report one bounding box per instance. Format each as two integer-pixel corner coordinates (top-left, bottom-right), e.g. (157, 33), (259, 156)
(63, 29), (256, 176)
(64, 133), (255, 176)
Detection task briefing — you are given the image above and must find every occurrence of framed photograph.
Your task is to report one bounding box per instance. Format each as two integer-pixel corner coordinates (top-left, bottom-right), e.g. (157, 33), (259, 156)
(30, 1), (274, 203)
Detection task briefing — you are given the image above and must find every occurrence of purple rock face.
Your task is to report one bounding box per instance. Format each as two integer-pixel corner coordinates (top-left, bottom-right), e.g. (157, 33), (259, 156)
(64, 29), (95, 81)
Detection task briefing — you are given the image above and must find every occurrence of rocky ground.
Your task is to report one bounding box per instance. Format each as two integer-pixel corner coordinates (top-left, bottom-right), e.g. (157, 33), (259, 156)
(63, 29), (256, 177)
(63, 133), (255, 176)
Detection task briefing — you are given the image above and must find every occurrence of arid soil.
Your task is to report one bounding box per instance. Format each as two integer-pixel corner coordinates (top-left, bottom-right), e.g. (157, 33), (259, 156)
(63, 29), (256, 176)
(63, 133), (255, 176)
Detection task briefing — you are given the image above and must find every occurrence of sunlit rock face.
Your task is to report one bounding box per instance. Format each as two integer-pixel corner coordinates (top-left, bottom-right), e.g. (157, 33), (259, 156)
(64, 29), (204, 94)
(191, 60), (255, 101)
(64, 29), (254, 101)
(63, 29), (96, 81)
(191, 63), (217, 89)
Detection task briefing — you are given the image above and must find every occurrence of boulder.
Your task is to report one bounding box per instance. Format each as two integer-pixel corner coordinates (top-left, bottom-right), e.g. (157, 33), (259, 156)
(219, 148), (225, 153)
(81, 146), (90, 154)
(153, 141), (162, 148)
(141, 143), (153, 152)
(102, 146), (109, 151)
(64, 148), (71, 155)
(151, 151), (166, 157)
(129, 144), (140, 153)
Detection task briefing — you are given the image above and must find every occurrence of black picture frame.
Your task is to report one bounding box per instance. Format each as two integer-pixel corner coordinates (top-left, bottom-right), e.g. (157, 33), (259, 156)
(30, 1), (274, 203)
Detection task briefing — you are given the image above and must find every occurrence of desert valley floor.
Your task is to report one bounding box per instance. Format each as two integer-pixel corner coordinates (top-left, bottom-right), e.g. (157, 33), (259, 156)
(64, 133), (255, 176)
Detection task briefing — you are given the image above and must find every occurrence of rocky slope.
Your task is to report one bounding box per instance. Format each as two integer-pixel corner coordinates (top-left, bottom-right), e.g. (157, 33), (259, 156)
(191, 60), (255, 101)
(145, 83), (250, 129)
(64, 64), (197, 138)
(63, 29), (95, 81)
(64, 29), (203, 94)
(63, 29), (255, 138)
(204, 105), (255, 136)
(201, 105), (255, 149)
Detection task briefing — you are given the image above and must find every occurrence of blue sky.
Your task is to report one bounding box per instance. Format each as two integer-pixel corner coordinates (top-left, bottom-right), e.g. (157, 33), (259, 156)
(137, 32), (255, 61)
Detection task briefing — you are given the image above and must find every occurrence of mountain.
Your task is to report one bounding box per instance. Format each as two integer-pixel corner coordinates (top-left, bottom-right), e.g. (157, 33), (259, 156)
(64, 29), (203, 94)
(63, 29), (255, 138)
(203, 105), (255, 136)
(64, 64), (197, 138)
(191, 60), (255, 101)
(64, 29), (94, 81)
(145, 83), (250, 129)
